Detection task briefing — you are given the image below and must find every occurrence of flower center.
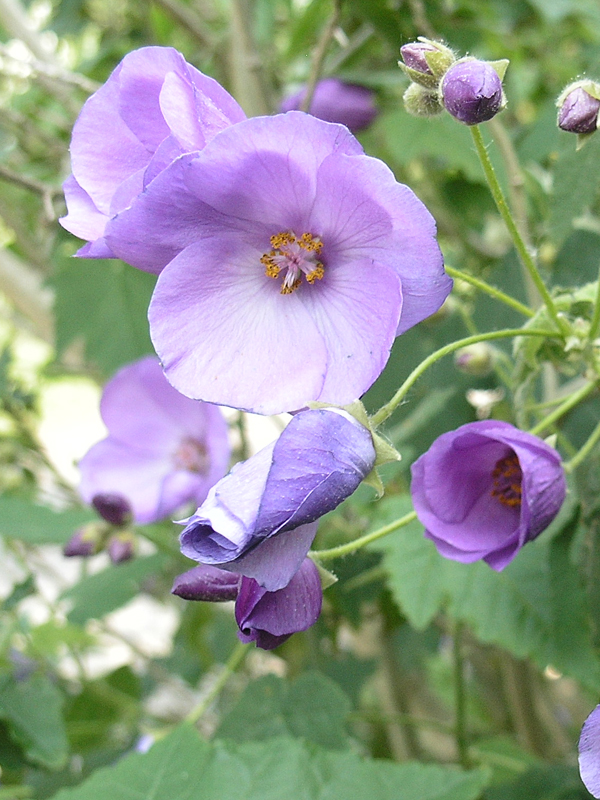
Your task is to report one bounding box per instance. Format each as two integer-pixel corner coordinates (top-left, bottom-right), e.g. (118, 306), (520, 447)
(173, 437), (208, 473)
(491, 453), (522, 508)
(260, 231), (325, 295)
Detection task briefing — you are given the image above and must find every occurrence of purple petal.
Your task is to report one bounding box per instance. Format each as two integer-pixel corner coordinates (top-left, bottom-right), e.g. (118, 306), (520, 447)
(281, 79), (377, 132)
(580, 705), (600, 798)
(60, 176), (108, 243)
(172, 564), (240, 601)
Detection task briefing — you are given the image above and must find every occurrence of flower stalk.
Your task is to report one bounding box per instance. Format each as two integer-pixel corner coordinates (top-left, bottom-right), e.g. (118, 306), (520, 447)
(311, 510), (418, 561)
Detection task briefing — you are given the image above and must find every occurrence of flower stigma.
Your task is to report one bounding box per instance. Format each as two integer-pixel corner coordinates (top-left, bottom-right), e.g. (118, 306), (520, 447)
(260, 231), (325, 294)
(491, 453), (522, 508)
(173, 437), (209, 473)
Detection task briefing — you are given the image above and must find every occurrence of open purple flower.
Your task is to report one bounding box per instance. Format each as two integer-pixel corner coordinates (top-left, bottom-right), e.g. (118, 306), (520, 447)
(280, 78), (377, 132)
(60, 46), (245, 257)
(179, 407), (376, 591)
(78, 356), (230, 524)
(410, 421), (566, 570)
(105, 111), (450, 414)
(579, 705), (600, 797)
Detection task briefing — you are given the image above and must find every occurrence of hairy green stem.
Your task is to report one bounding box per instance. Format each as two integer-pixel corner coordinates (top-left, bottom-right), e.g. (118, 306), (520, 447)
(528, 380), (597, 436)
(565, 418), (600, 473)
(185, 641), (249, 725)
(371, 328), (557, 427)
(301, 0), (342, 112)
(311, 510), (417, 561)
(470, 126), (568, 335)
(446, 265), (534, 318)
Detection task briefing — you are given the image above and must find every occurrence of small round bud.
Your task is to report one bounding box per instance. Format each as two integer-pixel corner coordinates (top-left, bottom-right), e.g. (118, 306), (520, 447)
(454, 343), (495, 376)
(557, 84), (600, 134)
(442, 59), (504, 125)
(63, 522), (107, 557)
(108, 531), (135, 564)
(92, 493), (132, 527)
(399, 39), (456, 89)
(403, 82), (443, 118)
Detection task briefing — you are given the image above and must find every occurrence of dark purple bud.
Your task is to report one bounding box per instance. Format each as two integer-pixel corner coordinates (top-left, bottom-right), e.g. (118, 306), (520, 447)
(172, 564), (241, 602)
(280, 78), (377, 133)
(399, 40), (455, 89)
(558, 86), (600, 134)
(63, 523), (106, 557)
(235, 558), (322, 650)
(108, 532), (135, 564)
(401, 42), (436, 74)
(92, 493), (132, 527)
(442, 59), (504, 125)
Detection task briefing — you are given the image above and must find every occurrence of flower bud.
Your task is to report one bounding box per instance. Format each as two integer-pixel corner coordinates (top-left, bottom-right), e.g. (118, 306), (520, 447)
(454, 343), (495, 376)
(441, 59), (505, 125)
(108, 531), (136, 564)
(172, 564), (241, 602)
(63, 522), (107, 557)
(92, 493), (132, 527)
(403, 82), (443, 118)
(557, 82), (600, 134)
(399, 39), (455, 89)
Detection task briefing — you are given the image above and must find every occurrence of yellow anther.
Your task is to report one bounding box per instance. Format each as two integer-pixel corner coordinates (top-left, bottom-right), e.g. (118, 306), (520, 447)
(306, 264), (325, 283)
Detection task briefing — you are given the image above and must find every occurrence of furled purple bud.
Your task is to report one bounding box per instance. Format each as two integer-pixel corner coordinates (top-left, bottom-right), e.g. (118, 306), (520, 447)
(579, 705), (600, 798)
(454, 343), (495, 376)
(280, 78), (378, 133)
(92, 492), (132, 527)
(171, 564), (241, 602)
(557, 82), (600, 134)
(403, 82), (443, 118)
(63, 522), (107, 557)
(411, 421), (566, 570)
(441, 59), (505, 125)
(108, 531), (136, 564)
(399, 39), (455, 89)
(235, 558), (322, 650)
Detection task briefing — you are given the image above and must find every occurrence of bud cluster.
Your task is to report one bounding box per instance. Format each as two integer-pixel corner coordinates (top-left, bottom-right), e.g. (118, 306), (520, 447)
(64, 492), (136, 564)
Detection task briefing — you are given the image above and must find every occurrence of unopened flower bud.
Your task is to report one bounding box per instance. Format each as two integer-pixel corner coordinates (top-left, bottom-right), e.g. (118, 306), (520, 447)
(454, 343), (495, 376)
(557, 82), (600, 134)
(399, 39), (455, 89)
(63, 522), (107, 557)
(403, 82), (443, 118)
(108, 531), (136, 564)
(92, 493), (132, 527)
(442, 59), (505, 125)
(172, 564), (241, 602)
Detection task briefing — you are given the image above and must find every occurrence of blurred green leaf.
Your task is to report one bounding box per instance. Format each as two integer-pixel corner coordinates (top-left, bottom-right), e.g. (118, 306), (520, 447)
(549, 133), (600, 248)
(0, 497), (94, 545)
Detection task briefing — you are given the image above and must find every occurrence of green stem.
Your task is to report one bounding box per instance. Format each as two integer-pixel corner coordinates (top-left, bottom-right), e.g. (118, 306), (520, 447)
(453, 622), (471, 769)
(446, 265), (534, 318)
(470, 125), (568, 335)
(564, 418), (600, 473)
(185, 641), (249, 725)
(589, 264), (600, 341)
(371, 328), (557, 427)
(311, 510), (417, 561)
(528, 380), (597, 436)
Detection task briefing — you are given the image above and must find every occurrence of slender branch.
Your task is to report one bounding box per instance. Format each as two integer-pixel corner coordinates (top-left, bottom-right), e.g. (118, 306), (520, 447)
(371, 328), (558, 427)
(565, 418), (600, 473)
(185, 641), (249, 724)
(152, 0), (215, 49)
(453, 622), (471, 768)
(228, 0), (271, 116)
(589, 263), (600, 341)
(311, 510), (417, 561)
(470, 125), (568, 335)
(300, 0), (342, 112)
(0, 162), (62, 203)
(528, 380), (597, 436)
(0, 42), (99, 94)
(446, 265), (534, 318)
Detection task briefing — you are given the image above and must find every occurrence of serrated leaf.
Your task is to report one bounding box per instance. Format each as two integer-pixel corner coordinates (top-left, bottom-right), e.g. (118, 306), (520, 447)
(62, 553), (168, 625)
(0, 673), (68, 769)
(0, 496), (95, 545)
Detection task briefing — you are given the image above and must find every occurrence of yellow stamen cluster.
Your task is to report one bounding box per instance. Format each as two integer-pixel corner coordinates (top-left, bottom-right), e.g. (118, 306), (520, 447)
(491, 454), (522, 508)
(260, 231), (325, 294)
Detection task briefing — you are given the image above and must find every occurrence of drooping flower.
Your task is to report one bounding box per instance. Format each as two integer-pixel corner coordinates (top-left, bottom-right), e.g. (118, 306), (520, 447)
(557, 82), (600, 134)
(280, 78), (378, 132)
(579, 705), (600, 798)
(105, 111), (451, 414)
(441, 59), (505, 125)
(410, 421), (566, 570)
(78, 356), (230, 524)
(179, 407), (376, 590)
(60, 46), (245, 257)
(172, 560), (322, 650)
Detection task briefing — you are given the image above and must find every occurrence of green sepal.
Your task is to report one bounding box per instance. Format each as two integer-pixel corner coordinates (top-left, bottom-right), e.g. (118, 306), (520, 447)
(398, 62), (439, 90)
(310, 558), (338, 590)
(488, 58), (510, 81)
(576, 131), (596, 150)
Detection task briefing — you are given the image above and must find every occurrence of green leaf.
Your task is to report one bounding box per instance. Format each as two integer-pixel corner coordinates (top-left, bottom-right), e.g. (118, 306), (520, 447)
(49, 724), (489, 800)
(216, 671), (352, 750)
(0, 496), (95, 545)
(0, 673), (68, 769)
(62, 554), (168, 625)
(52, 255), (156, 377)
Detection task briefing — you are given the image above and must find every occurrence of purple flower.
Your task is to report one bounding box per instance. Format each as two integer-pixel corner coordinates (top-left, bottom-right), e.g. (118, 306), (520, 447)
(410, 421), (566, 570)
(60, 46), (245, 257)
(235, 558), (322, 650)
(279, 78), (377, 132)
(179, 407), (376, 590)
(579, 705), (600, 797)
(78, 356), (230, 524)
(558, 85), (600, 134)
(441, 59), (504, 125)
(105, 111), (450, 414)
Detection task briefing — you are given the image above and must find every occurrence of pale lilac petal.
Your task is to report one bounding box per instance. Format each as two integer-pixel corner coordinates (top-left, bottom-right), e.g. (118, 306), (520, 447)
(579, 705), (600, 798)
(60, 176), (108, 242)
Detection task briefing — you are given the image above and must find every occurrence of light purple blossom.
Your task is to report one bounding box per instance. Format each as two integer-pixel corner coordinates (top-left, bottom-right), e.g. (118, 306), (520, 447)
(179, 407), (376, 591)
(410, 421), (566, 570)
(78, 356), (230, 524)
(279, 78), (377, 132)
(579, 705), (600, 797)
(441, 60), (503, 125)
(60, 46), (245, 257)
(105, 111), (450, 414)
